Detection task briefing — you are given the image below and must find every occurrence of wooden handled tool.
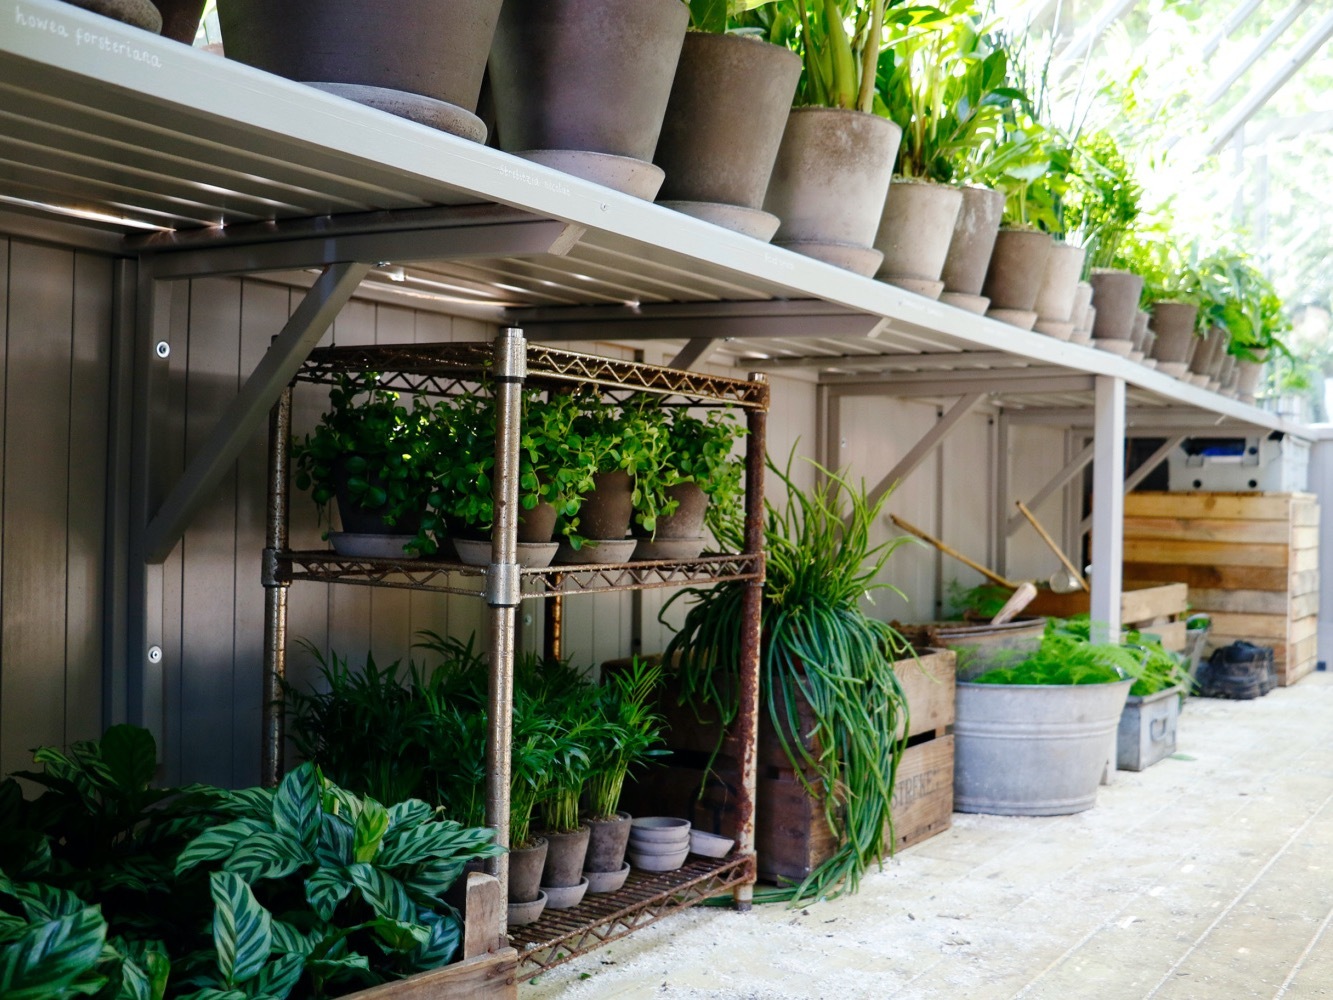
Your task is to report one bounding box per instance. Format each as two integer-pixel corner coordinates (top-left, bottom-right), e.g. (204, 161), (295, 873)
(889, 514), (1020, 590)
(1014, 501), (1089, 593)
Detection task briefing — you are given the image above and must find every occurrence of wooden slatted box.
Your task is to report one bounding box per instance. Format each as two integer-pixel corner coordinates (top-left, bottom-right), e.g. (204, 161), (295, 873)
(1122, 492), (1320, 686)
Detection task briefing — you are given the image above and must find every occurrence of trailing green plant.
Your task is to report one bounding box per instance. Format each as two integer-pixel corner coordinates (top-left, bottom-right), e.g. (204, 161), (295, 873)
(291, 376), (438, 554)
(877, 1), (1024, 183)
(586, 658), (669, 821)
(173, 763), (502, 998)
(662, 449), (913, 902)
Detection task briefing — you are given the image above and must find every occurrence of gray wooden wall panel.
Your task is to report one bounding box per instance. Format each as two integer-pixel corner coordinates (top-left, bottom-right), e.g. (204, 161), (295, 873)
(0, 242), (116, 767)
(65, 253), (112, 747)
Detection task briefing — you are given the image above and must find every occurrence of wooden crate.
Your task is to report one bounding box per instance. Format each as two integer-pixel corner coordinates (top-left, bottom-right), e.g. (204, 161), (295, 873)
(618, 649), (956, 886)
(1123, 492), (1320, 686)
(1025, 582), (1189, 651)
(350, 873), (518, 999)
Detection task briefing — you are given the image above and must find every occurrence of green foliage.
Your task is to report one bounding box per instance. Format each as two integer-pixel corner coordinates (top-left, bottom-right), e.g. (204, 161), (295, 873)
(686, 0), (772, 33)
(968, 618), (1146, 687)
(662, 449), (912, 902)
(1, 727), (500, 1000)
(175, 764), (501, 998)
(1179, 249), (1291, 361)
(586, 659), (669, 821)
(1065, 131), (1143, 268)
(665, 408), (746, 540)
(1055, 616), (1193, 697)
(291, 377), (437, 554)
(876, 1), (1025, 183)
(943, 580), (1013, 620)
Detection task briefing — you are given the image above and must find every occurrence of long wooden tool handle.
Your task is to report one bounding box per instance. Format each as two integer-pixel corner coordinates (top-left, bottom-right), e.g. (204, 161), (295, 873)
(889, 514), (1020, 590)
(1015, 501), (1089, 593)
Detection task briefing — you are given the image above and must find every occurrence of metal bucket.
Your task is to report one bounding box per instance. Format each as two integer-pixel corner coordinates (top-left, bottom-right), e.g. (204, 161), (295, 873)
(954, 678), (1133, 815)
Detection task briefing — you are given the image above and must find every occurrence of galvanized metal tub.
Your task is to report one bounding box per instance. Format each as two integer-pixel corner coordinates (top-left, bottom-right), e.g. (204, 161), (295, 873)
(954, 678), (1134, 815)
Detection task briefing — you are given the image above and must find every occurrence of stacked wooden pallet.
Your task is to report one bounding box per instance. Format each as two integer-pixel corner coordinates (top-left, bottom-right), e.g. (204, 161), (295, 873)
(1122, 492), (1319, 686)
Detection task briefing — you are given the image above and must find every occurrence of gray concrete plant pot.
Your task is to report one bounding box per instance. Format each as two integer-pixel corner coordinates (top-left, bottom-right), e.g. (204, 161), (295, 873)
(873, 179), (964, 298)
(634, 481), (707, 540)
(1236, 351), (1268, 401)
(1033, 242), (1087, 329)
(217, 0), (501, 140)
(1150, 301), (1199, 377)
(1189, 325), (1229, 380)
(1088, 268), (1144, 343)
(940, 185), (1005, 314)
(488, 0), (689, 199)
(982, 228), (1052, 329)
(764, 107), (901, 276)
(64, 0), (162, 32)
(584, 811), (632, 874)
(541, 826), (591, 888)
(1117, 686), (1181, 772)
(655, 32), (801, 240)
(576, 471), (634, 542)
(508, 837), (548, 904)
(153, 0), (205, 42)
(955, 679), (1134, 815)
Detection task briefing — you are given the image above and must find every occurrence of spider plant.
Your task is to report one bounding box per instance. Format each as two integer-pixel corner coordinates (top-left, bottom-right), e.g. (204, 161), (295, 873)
(662, 448), (914, 902)
(586, 658), (669, 821)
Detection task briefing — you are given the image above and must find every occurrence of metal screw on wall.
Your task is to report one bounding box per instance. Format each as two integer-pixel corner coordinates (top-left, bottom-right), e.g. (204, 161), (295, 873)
(155, 341), (171, 359)
(147, 645), (163, 664)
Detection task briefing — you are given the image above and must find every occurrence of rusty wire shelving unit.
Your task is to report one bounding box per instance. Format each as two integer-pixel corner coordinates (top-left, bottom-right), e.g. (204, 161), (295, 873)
(262, 333), (769, 975)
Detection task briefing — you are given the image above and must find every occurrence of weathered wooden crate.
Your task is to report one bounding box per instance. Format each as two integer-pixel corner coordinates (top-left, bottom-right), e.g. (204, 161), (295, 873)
(617, 649), (956, 886)
(1025, 582), (1190, 651)
(1123, 492), (1320, 685)
(349, 873), (518, 999)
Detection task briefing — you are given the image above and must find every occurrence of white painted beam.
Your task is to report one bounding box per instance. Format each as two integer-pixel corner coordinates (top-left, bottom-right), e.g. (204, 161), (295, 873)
(1007, 443), (1096, 535)
(862, 393), (986, 509)
(1090, 376), (1126, 643)
(1202, 0), (1312, 107)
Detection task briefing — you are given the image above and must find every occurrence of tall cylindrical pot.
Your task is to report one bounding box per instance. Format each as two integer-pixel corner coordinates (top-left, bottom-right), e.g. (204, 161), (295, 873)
(1150, 302), (1199, 364)
(954, 679), (1133, 815)
(577, 470), (634, 541)
(509, 837), (549, 903)
(1130, 310), (1150, 353)
(63, 0), (162, 32)
(654, 33), (801, 240)
(764, 108), (901, 276)
(1089, 268), (1144, 342)
(542, 826), (591, 888)
(940, 185), (1005, 312)
(873, 179), (963, 298)
(1189, 325), (1229, 378)
(585, 811), (632, 874)
(1033, 242), (1087, 323)
(1236, 351), (1268, 400)
(218, 0), (502, 141)
(1071, 282), (1094, 331)
(982, 229), (1052, 327)
(488, 0), (689, 198)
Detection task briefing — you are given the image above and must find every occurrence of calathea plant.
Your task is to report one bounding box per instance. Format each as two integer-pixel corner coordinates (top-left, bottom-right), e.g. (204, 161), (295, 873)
(173, 763), (501, 998)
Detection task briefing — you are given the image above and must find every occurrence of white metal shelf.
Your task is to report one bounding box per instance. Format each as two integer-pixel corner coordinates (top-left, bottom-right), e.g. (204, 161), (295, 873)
(0, 0), (1309, 436)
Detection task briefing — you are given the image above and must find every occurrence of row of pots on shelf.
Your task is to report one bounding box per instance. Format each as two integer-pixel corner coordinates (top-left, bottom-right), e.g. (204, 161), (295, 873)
(509, 814), (732, 927)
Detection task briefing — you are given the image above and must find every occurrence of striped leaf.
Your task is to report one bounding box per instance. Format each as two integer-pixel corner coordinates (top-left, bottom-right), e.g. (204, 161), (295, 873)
(222, 831), (310, 884)
(352, 798), (389, 864)
(0, 904), (107, 1000)
(175, 820), (268, 875)
(344, 864), (413, 923)
(208, 871), (272, 987)
(272, 765), (322, 850)
(303, 868), (353, 922)
(252, 950), (304, 999)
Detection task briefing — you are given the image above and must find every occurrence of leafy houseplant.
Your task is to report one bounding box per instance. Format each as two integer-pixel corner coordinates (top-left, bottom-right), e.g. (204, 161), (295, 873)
(662, 451), (913, 902)
(586, 658), (668, 822)
(292, 376), (437, 554)
(655, 408), (745, 542)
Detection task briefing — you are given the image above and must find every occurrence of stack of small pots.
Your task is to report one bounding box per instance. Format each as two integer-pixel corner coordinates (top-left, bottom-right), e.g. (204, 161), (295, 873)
(627, 816), (691, 872)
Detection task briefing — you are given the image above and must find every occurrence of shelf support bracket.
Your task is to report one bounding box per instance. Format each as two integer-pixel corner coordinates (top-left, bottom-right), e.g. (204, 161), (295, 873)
(667, 338), (717, 371)
(864, 392), (985, 511)
(1006, 442), (1095, 536)
(142, 261), (370, 564)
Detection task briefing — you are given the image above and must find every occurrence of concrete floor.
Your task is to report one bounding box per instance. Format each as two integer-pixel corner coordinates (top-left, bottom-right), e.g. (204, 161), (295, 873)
(525, 671), (1333, 999)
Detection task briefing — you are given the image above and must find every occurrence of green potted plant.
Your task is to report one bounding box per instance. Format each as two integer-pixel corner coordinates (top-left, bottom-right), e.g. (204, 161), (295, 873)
(635, 406), (745, 559)
(534, 701), (597, 910)
(661, 452), (913, 901)
(874, 1), (1017, 299)
(743, 0), (906, 274)
(291, 376), (436, 558)
(583, 657), (668, 891)
(508, 697), (558, 925)
(428, 389), (597, 568)
(953, 619), (1147, 815)
(1117, 233), (1202, 377)
(652, 1), (803, 239)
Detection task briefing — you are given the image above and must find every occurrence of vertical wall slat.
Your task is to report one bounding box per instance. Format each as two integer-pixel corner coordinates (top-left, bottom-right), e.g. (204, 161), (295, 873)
(1, 241), (73, 772)
(178, 277), (242, 787)
(64, 252), (112, 746)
